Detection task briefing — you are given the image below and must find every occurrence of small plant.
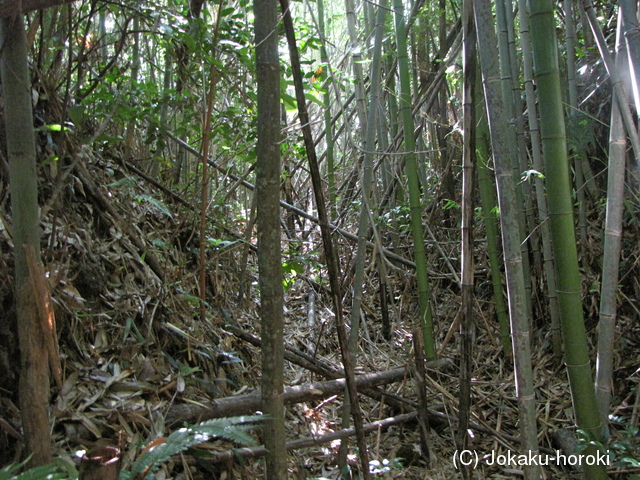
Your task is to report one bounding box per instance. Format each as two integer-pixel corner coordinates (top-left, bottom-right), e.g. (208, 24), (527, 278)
(123, 415), (264, 480)
(0, 457), (77, 480)
(608, 417), (640, 469)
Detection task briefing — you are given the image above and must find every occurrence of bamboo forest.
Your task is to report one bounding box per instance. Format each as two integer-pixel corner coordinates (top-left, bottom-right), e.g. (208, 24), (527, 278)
(0, 0), (639, 478)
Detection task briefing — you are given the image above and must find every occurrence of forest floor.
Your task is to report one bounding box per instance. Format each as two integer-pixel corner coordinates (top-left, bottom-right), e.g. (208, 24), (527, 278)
(1, 146), (640, 480)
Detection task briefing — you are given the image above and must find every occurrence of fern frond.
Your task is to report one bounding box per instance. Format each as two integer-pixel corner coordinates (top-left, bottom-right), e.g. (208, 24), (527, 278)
(131, 415), (265, 478)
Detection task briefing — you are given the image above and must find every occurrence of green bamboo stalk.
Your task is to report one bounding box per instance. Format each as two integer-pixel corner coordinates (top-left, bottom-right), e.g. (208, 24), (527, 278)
(528, 0), (608, 477)
(393, 0), (435, 360)
(476, 116), (511, 358)
(517, 0), (562, 361)
(565, 0), (590, 249)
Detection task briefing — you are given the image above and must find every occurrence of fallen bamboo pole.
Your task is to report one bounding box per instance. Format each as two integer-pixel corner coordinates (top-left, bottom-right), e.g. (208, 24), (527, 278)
(165, 366), (409, 426)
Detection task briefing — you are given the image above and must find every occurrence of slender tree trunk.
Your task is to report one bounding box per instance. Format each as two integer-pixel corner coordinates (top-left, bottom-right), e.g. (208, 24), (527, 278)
(279, 1), (371, 476)
(125, 15), (140, 157)
(317, 0), (336, 220)
(344, 0), (367, 134)
(253, 0), (287, 475)
(1, 15), (53, 467)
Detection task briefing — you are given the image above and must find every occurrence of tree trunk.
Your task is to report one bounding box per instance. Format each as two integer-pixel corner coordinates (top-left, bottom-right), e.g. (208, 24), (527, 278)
(254, 0), (287, 475)
(1, 14), (53, 467)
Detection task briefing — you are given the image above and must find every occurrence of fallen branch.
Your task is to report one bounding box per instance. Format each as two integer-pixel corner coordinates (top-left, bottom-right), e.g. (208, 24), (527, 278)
(165, 367), (409, 426)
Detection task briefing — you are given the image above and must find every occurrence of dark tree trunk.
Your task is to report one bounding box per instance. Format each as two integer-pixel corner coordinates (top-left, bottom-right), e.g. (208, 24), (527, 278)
(253, 0), (287, 476)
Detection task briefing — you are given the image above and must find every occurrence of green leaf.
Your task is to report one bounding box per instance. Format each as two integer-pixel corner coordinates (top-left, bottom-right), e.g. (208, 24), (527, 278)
(305, 92), (327, 108)
(0, 458), (72, 480)
(281, 92), (298, 111)
(107, 176), (136, 188)
(135, 194), (173, 218)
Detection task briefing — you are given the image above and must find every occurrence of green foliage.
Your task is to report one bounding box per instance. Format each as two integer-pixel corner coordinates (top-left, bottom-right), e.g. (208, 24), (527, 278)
(608, 417), (640, 468)
(0, 458), (77, 480)
(282, 257), (305, 291)
(442, 198), (460, 210)
(126, 416), (263, 480)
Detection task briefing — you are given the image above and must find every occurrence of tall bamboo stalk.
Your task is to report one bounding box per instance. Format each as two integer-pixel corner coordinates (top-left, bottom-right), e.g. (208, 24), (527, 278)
(254, 0), (286, 474)
(317, 0), (337, 220)
(528, 0), (608, 477)
(457, 0), (476, 456)
(344, 0), (368, 134)
(564, 0), (589, 247)
(619, 0), (640, 115)
(393, 0), (435, 360)
(339, 0), (388, 470)
(279, 1), (371, 476)
(473, 0), (540, 477)
(494, 0), (534, 321)
(595, 11), (628, 432)
(476, 110), (511, 358)
(582, 0), (640, 187)
(517, 0), (562, 360)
